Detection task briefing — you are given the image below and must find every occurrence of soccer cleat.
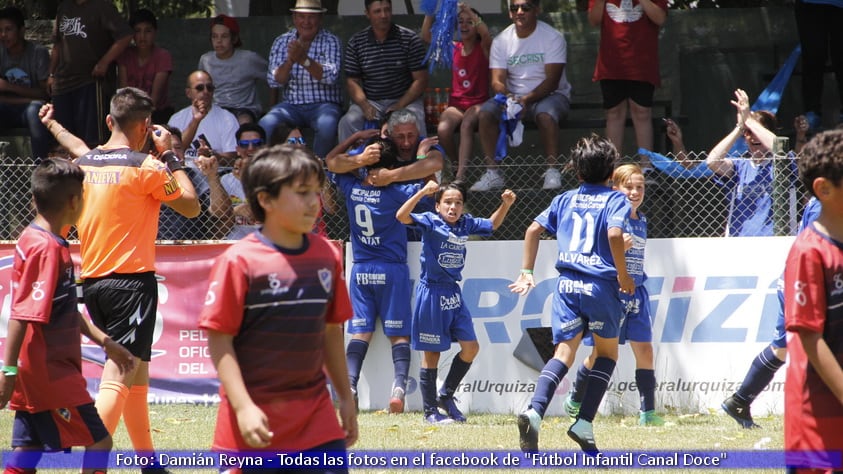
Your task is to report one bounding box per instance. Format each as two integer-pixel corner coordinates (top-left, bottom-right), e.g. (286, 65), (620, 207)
(469, 169), (505, 192)
(567, 419), (599, 455)
(639, 410), (665, 426)
(388, 386), (405, 414)
(517, 408), (541, 453)
(542, 168), (562, 190)
(722, 395), (760, 429)
(438, 394), (466, 422)
(563, 394), (581, 418)
(425, 412), (455, 425)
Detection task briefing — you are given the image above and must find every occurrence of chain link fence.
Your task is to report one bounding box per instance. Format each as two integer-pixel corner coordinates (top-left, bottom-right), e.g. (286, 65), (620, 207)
(0, 148), (808, 243)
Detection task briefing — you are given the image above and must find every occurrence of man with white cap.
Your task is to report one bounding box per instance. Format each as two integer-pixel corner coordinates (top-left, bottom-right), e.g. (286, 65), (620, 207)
(259, 0), (343, 158)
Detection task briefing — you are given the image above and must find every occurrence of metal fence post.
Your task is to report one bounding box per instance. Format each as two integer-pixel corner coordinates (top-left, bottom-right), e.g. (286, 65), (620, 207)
(772, 136), (792, 236)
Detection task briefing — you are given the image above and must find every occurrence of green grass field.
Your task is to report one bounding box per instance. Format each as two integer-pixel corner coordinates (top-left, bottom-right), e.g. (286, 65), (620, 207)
(0, 404), (784, 473)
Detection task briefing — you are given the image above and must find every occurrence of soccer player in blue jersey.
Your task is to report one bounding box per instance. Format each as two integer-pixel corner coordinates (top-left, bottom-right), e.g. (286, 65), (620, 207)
(396, 180), (516, 424)
(509, 134), (633, 453)
(329, 139), (424, 413)
(722, 196), (821, 428)
(564, 164), (664, 427)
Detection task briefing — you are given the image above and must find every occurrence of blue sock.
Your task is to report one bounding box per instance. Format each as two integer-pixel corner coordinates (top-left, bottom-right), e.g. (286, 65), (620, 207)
(530, 358), (568, 418)
(635, 369), (657, 412)
(391, 342), (411, 391)
(578, 357), (616, 423)
(736, 346), (784, 403)
(441, 353), (472, 398)
(570, 364), (591, 403)
(346, 339), (369, 390)
(420, 367), (439, 415)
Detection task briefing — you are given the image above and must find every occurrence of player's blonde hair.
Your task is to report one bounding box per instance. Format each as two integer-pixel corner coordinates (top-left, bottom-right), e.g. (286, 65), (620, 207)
(612, 163), (644, 188)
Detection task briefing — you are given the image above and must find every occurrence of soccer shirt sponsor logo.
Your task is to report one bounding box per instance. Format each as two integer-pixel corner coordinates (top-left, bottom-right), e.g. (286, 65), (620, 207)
(438, 252), (464, 269)
(440, 293), (461, 311)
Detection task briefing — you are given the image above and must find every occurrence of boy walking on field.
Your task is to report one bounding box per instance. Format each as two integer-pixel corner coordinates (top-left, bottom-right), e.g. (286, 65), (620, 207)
(783, 129), (843, 473)
(509, 135), (633, 453)
(200, 145), (358, 471)
(0, 159), (134, 473)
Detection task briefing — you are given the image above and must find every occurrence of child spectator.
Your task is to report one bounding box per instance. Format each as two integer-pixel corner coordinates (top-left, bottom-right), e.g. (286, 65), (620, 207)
(564, 164), (664, 427)
(117, 9), (174, 124)
(0, 158), (134, 473)
(397, 180), (515, 424)
(198, 15), (268, 124)
(509, 134), (633, 453)
(783, 129), (843, 472)
(421, 2), (491, 180)
(199, 145), (358, 457)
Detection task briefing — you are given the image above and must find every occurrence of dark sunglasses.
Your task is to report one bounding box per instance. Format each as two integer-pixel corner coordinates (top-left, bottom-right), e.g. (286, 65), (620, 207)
(509, 2), (534, 13)
(286, 136), (306, 145)
(193, 83), (215, 93)
(238, 138), (264, 148)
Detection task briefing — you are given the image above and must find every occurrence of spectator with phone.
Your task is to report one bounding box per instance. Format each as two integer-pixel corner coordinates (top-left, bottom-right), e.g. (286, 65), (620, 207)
(168, 70), (239, 165)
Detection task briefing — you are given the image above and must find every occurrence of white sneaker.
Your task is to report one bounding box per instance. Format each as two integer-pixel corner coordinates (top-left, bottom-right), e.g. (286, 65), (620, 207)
(542, 168), (562, 190)
(470, 169), (504, 192)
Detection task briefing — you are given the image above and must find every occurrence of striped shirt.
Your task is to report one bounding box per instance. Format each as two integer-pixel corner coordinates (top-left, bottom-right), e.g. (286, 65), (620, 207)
(344, 23), (427, 101)
(267, 28), (343, 105)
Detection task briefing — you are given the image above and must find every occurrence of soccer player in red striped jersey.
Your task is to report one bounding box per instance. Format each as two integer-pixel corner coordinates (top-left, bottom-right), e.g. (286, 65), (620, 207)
(783, 129), (843, 472)
(200, 145), (357, 467)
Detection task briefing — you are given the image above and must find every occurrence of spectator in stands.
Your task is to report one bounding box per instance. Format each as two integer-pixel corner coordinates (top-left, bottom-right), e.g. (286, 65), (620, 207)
(260, 0), (343, 159)
(198, 15), (268, 124)
(337, 0), (428, 142)
(474, 0), (572, 191)
(221, 123), (266, 240)
(795, 0), (843, 132)
(49, 0), (133, 147)
(0, 6), (51, 162)
(588, 0), (667, 168)
(158, 125), (234, 241)
(705, 88), (797, 237)
(168, 70), (239, 165)
(421, 2), (491, 181)
(117, 9), (173, 124)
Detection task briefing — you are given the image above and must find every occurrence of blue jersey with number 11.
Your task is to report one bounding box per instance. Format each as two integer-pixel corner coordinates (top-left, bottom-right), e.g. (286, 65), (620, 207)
(535, 183), (630, 280)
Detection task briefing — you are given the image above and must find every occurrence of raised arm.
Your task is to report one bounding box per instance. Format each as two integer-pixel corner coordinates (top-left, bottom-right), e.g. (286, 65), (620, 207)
(707, 89), (751, 177)
(40, 103), (91, 158)
(421, 15), (433, 44)
(665, 119), (693, 169)
(325, 130), (382, 174)
(396, 180), (438, 224)
(488, 189), (516, 230)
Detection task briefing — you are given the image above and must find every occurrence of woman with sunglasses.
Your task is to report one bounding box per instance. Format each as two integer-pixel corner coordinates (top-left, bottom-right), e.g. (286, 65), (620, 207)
(705, 88), (798, 237)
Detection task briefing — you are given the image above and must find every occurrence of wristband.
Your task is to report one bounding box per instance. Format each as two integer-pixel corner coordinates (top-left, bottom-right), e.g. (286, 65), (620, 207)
(159, 150), (184, 173)
(2, 365), (17, 376)
(416, 154), (427, 160)
(520, 269), (533, 275)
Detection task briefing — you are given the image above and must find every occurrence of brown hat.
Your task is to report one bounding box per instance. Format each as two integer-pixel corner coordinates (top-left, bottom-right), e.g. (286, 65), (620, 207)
(290, 0), (327, 13)
(210, 14), (239, 34)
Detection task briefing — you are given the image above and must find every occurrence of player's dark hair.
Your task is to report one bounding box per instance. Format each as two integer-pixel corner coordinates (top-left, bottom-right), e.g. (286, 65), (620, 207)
(110, 87), (154, 129)
(0, 6), (25, 29)
(570, 134), (617, 184)
(162, 124), (182, 141)
(365, 0), (391, 11)
(129, 8), (157, 29)
(242, 144), (326, 222)
(798, 129), (843, 197)
(236, 122), (267, 142)
(368, 138), (399, 170)
(436, 180), (468, 205)
(751, 110), (777, 132)
(31, 158), (85, 215)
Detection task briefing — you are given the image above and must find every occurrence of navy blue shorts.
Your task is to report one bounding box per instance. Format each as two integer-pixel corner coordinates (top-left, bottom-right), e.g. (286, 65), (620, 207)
(83, 271), (158, 361)
(348, 262), (411, 336)
(11, 403), (108, 451)
(551, 270), (623, 344)
(412, 281), (476, 352)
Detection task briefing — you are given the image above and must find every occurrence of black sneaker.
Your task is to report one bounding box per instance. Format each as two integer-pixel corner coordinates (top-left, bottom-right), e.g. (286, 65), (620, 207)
(721, 395), (760, 429)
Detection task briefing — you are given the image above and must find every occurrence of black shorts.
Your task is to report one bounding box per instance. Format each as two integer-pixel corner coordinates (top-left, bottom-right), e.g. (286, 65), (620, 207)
(83, 272), (158, 361)
(600, 79), (656, 109)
